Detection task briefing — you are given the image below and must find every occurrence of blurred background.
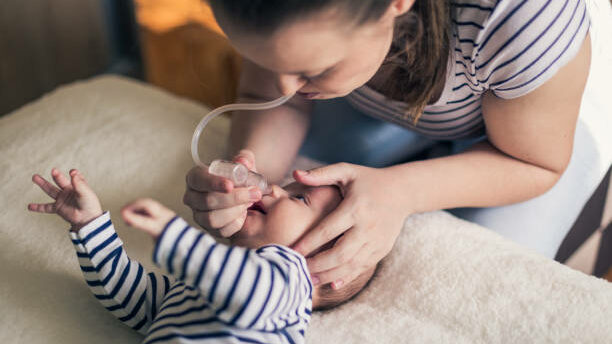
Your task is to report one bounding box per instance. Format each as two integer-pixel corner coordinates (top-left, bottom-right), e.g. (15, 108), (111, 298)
(0, 0), (241, 117)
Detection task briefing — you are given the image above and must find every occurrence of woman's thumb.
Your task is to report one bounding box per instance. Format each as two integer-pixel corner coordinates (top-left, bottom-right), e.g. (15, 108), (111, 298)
(293, 163), (354, 187)
(233, 149), (257, 171)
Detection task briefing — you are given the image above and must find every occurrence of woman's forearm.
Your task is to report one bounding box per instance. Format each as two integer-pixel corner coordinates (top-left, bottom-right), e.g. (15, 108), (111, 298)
(386, 140), (563, 215)
(228, 58), (313, 183)
(229, 101), (311, 183)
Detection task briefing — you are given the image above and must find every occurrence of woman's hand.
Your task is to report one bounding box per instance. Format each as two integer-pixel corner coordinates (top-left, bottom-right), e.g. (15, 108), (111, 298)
(291, 163), (411, 289)
(183, 150), (262, 238)
(121, 198), (176, 240)
(28, 168), (103, 231)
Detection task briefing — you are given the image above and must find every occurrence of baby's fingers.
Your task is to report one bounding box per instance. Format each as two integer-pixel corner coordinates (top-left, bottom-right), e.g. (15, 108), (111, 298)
(121, 208), (158, 234)
(51, 168), (71, 189)
(32, 174), (60, 199)
(69, 169), (90, 194)
(28, 202), (56, 214)
(121, 198), (175, 239)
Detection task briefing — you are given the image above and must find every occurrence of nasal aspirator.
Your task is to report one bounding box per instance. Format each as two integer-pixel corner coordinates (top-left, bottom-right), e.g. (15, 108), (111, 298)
(191, 94), (294, 194)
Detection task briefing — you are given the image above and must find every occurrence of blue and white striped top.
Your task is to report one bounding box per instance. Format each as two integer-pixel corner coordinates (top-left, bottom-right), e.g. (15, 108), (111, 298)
(346, 0), (590, 140)
(69, 212), (313, 344)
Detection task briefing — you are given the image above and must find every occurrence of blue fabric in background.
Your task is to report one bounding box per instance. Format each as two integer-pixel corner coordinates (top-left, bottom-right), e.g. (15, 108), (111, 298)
(299, 97), (487, 167)
(299, 97), (439, 167)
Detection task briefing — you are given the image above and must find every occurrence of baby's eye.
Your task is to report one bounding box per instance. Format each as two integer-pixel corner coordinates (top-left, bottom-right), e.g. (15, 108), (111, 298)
(292, 195), (306, 203)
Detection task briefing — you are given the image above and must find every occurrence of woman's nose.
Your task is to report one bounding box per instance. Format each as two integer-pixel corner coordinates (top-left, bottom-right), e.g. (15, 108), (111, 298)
(276, 74), (306, 96)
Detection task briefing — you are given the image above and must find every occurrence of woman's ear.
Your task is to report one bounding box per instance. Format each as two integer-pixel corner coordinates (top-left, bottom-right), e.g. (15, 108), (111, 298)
(388, 0), (416, 17)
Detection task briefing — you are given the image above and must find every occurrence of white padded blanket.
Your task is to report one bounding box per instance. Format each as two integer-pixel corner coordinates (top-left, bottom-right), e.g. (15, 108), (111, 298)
(0, 75), (610, 343)
(1, 2), (611, 340)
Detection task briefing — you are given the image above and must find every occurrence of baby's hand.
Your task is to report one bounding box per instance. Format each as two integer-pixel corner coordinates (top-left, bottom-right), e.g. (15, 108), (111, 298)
(29, 168), (103, 231)
(121, 198), (176, 240)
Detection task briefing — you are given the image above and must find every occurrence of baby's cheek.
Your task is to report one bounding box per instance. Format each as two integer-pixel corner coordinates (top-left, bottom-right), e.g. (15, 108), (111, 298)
(263, 217), (298, 247)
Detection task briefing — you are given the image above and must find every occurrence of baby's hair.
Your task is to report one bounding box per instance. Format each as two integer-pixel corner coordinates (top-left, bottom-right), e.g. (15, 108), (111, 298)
(313, 263), (378, 311)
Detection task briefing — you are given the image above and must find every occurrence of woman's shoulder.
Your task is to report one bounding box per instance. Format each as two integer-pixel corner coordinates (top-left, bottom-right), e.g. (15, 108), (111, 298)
(451, 0), (590, 99)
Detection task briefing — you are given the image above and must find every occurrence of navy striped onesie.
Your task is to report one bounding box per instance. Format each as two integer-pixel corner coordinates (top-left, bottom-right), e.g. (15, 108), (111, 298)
(347, 0), (590, 140)
(69, 212), (312, 343)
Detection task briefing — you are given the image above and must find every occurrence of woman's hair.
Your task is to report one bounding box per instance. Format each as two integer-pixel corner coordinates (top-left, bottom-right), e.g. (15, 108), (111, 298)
(208, 0), (452, 123)
(378, 1), (452, 123)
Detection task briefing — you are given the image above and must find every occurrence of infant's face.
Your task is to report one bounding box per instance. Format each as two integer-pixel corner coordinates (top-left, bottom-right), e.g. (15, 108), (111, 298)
(230, 182), (342, 249)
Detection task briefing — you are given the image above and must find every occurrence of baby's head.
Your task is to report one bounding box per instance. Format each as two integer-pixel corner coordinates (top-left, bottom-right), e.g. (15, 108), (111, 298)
(230, 182), (376, 310)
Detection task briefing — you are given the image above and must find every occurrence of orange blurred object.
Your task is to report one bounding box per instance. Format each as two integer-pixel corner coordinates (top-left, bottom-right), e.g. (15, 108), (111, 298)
(135, 0), (241, 108)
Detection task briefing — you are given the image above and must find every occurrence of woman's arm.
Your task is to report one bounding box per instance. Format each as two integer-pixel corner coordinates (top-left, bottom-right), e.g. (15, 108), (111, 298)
(392, 33), (591, 214)
(229, 59), (313, 183)
(292, 34), (591, 287)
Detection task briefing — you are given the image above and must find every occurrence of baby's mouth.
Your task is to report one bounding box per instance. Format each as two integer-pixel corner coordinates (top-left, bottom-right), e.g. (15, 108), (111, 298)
(248, 201), (266, 215)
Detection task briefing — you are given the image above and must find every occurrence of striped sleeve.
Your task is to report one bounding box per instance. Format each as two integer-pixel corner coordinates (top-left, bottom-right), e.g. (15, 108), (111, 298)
(473, 0), (590, 99)
(69, 211), (173, 334)
(153, 216), (313, 331)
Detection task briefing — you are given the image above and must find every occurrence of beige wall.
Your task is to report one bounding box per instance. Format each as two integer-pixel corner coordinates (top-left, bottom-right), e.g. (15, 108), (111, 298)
(0, 0), (111, 116)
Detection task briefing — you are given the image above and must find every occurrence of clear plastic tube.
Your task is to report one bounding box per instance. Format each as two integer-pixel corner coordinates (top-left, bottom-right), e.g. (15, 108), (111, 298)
(191, 94), (294, 193)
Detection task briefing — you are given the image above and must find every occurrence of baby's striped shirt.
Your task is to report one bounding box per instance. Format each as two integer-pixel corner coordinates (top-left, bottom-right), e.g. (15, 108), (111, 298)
(69, 212), (312, 343)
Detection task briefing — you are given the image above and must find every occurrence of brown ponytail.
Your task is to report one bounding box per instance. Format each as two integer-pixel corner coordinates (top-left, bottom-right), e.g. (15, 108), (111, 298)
(376, 1), (452, 124)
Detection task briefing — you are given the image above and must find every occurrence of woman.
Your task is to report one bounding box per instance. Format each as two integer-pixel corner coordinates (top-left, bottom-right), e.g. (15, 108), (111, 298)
(184, 0), (595, 289)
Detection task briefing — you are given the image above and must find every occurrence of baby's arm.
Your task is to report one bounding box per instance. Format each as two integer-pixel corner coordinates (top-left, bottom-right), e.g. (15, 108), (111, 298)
(70, 213), (173, 334)
(124, 199), (313, 331)
(28, 169), (173, 334)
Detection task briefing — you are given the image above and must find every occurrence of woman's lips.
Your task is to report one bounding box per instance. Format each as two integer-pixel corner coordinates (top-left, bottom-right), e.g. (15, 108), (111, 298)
(297, 92), (320, 99)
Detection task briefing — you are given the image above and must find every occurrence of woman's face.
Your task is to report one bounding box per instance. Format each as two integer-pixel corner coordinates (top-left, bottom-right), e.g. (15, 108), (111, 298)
(216, 2), (413, 99)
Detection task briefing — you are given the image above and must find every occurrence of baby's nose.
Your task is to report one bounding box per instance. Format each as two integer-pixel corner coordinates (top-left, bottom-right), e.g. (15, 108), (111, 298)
(269, 184), (288, 199)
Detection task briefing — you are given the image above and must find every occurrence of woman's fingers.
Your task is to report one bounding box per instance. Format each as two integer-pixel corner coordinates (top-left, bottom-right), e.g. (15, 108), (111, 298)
(293, 162), (356, 188)
(27, 202), (56, 214)
(186, 166), (234, 193)
(193, 203), (249, 230)
(306, 229), (364, 274)
(183, 187), (260, 211)
(232, 149), (257, 172)
(51, 168), (71, 189)
(311, 255), (363, 288)
(218, 211), (247, 238)
(292, 200), (354, 257)
(32, 174), (60, 199)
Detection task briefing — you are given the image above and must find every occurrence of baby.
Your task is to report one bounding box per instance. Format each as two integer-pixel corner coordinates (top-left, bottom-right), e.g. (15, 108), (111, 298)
(28, 168), (375, 344)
